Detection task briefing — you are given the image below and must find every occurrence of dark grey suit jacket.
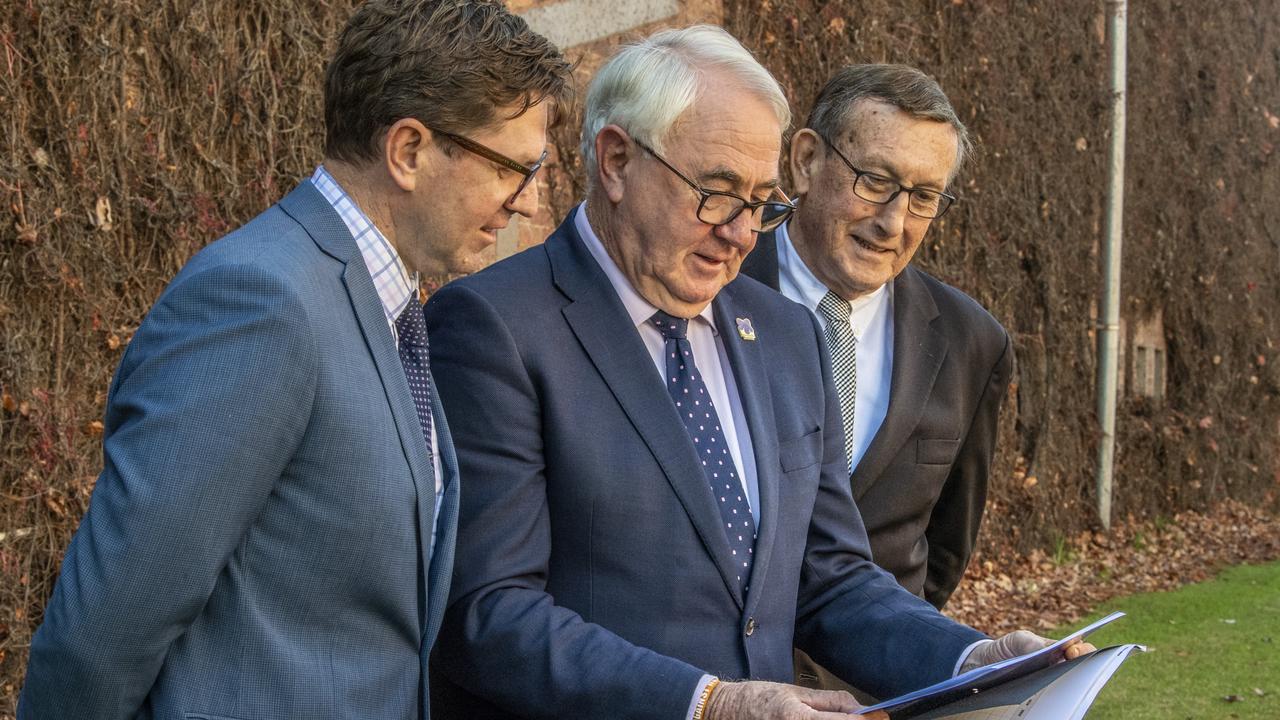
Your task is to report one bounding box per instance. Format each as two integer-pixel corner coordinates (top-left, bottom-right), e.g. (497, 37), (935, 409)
(423, 213), (986, 719)
(20, 182), (459, 720)
(741, 229), (1012, 608)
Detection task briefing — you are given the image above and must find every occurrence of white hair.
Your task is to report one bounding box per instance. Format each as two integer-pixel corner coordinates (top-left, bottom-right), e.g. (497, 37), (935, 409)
(579, 25), (790, 180)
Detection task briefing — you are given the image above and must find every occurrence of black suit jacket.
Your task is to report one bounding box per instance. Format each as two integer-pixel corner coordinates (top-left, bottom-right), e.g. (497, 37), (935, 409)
(740, 229), (1012, 608)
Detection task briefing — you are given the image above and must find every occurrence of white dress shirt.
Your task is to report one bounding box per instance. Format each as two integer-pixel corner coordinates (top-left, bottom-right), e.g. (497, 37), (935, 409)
(775, 221), (893, 471)
(311, 165), (444, 555)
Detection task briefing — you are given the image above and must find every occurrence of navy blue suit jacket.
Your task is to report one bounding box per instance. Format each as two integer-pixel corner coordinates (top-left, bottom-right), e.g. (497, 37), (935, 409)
(20, 182), (458, 720)
(424, 213), (985, 719)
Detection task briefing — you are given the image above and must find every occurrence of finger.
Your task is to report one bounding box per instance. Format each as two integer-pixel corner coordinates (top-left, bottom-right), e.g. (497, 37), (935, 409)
(1064, 641), (1097, 660)
(798, 688), (863, 713)
(864, 712), (890, 720)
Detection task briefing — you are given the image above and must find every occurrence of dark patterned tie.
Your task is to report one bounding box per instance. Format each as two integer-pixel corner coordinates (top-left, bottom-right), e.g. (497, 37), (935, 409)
(817, 291), (857, 474)
(396, 301), (434, 453)
(650, 311), (756, 595)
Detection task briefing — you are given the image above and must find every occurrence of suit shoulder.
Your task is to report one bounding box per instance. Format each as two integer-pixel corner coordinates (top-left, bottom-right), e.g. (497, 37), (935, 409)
(729, 272), (809, 319)
(439, 243), (553, 302)
(910, 267), (1007, 340)
(184, 205), (323, 278)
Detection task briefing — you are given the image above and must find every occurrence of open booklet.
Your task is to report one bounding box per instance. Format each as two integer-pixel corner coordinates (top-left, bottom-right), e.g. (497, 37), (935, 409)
(861, 611), (1144, 719)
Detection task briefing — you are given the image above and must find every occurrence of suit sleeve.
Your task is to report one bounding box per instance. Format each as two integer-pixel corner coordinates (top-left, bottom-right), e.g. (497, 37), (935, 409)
(792, 311), (987, 700)
(425, 284), (704, 720)
(923, 329), (1013, 609)
(19, 263), (316, 720)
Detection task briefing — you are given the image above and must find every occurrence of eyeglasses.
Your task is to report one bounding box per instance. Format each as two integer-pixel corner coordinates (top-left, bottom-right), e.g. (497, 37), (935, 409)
(633, 139), (796, 233)
(432, 129), (547, 203)
(817, 133), (956, 219)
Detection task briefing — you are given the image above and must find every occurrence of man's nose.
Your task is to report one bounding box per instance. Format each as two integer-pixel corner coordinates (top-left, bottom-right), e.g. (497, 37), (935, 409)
(505, 178), (540, 218)
(871, 192), (910, 239)
(713, 207), (758, 249)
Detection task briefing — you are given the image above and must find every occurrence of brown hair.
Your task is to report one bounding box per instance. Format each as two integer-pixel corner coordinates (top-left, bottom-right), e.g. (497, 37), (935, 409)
(806, 64), (971, 178)
(324, 0), (571, 163)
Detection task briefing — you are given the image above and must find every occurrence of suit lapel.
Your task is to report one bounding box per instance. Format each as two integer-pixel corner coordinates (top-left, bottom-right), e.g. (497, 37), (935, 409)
(549, 220), (746, 608)
(279, 181), (438, 635)
(712, 283), (780, 614)
(423, 381), (458, 650)
(850, 267), (948, 501)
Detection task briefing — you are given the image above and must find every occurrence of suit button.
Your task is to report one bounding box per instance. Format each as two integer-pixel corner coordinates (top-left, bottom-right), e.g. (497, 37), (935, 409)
(745, 617), (757, 636)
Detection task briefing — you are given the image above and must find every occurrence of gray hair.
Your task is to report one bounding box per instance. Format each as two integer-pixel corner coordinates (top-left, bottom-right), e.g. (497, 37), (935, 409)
(806, 64), (971, 178)
(579, 25), (790, 179)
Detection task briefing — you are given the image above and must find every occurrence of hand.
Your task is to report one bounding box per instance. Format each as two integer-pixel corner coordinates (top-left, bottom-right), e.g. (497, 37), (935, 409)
(959, 630), (1098, 673)
(704, 680), (888, 720)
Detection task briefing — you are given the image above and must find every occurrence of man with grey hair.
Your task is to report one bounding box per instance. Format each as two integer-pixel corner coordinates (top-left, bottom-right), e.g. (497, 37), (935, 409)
(427, 29), (1078, 720)
(739, 64), (1013, 690)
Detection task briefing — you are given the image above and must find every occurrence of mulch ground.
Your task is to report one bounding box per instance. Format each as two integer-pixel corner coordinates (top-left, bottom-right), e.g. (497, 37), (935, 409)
(946, 499), (1280, 635)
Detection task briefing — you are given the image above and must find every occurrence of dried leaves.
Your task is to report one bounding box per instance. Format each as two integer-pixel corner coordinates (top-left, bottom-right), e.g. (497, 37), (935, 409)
(949, 499), (1280, 636)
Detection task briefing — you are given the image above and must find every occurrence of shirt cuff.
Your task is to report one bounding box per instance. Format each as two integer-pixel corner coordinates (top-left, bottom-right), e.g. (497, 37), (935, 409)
(954, 639), (993, 676)
(685, 674), (717, 720)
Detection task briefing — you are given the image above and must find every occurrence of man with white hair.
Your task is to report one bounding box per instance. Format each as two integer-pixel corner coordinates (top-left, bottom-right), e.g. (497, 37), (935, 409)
(426, 26), (1085, 720)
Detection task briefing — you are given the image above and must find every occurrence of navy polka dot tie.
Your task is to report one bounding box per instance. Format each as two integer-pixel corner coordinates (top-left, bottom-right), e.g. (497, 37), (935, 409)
(396, 302), (434, 453)
(651, 310), (756, 595)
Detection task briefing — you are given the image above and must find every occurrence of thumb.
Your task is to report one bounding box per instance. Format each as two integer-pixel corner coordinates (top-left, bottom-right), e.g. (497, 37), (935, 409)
(797, 687), (864, 713)
(995, 630), (1052, 658)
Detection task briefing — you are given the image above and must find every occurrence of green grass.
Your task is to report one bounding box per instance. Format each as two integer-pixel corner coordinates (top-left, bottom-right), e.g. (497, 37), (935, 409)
(1051, 560), (1280, 719)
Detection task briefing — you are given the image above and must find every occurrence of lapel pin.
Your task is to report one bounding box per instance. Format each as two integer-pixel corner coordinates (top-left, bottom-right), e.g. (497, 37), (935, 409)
(735, 317), (756, 341)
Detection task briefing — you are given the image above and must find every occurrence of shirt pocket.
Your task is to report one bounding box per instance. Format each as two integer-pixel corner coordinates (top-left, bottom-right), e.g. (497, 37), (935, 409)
(916, 438), (961, 466)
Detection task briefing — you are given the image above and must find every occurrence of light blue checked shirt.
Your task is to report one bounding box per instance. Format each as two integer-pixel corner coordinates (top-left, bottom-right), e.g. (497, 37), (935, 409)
(310, 165), (445, 555)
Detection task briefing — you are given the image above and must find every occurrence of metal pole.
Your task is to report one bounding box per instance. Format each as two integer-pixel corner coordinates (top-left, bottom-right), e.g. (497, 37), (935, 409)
(1096, 0), (1127, 530)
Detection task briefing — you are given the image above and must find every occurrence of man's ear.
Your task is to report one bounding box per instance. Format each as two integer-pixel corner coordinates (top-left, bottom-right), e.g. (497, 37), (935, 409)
(594, 125), (634, 204)
(383, 118), (435, 192)
(789, 128), (822, 198)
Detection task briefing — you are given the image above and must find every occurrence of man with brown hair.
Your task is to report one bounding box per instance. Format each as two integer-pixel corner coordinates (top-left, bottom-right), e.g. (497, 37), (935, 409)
(18, 2), (569, 718)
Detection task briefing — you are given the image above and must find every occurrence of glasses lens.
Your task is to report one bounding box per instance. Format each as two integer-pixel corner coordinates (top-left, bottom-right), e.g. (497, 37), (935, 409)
(908, 190), (943, 218)
(930, 194), (954, 218)
(756, 203), (794, 232)
(509, 149), (548, 202)
(853, 173), (899, 203)
(697, 192), (746, 225)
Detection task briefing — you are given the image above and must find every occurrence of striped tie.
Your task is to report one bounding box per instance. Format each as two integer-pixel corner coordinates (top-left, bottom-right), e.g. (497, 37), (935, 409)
(817, 291), (857, 474)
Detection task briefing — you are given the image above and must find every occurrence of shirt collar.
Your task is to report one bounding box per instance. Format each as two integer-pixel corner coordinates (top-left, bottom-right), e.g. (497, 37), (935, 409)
(776, 219), (889, 318)
(574, 203), (718, 334)
(310, 165), (419, 324)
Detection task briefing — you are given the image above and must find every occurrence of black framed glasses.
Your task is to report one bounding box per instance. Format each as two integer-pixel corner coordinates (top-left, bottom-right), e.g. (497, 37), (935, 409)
(432, 129), (547, 203)
(634, 139), (796, 233)
(817, 133), (956, 219)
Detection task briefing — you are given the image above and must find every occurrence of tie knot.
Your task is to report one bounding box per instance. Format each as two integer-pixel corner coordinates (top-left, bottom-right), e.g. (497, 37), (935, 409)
(817, 291), (853, 326)
(650, 311), (689, 340)
(395, 302), (429, 347)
